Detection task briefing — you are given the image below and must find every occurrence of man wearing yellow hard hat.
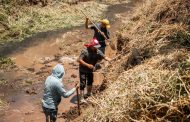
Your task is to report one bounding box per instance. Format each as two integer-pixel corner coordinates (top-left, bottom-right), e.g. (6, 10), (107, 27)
(85, 18), (110, 54)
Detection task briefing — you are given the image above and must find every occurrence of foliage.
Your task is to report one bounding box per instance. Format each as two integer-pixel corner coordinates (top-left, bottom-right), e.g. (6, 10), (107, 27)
(0, 56), (15, 69)
(0, 1), (108, 44)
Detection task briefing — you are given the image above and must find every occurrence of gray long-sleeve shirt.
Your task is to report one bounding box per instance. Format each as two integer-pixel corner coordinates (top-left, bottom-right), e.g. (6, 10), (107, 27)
(42, 64), (76, 109)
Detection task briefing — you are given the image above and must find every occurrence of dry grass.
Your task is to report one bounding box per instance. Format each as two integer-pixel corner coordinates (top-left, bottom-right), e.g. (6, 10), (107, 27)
(0, 98), (7, 111)
(85, 64), (190, 121)
(83, 0), (190, 121)
(118, 0), (190, 51)
(0, 1), (108, 44)
(100, 0), (128, 4)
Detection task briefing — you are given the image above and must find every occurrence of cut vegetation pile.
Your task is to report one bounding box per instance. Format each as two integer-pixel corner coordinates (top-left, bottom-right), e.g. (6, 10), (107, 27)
(83, 0), (190, 121)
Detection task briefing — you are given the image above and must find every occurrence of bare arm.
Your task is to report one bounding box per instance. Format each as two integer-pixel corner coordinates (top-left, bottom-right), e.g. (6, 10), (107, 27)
(56, 82), (76, 98)
(77, 58), (94, 69)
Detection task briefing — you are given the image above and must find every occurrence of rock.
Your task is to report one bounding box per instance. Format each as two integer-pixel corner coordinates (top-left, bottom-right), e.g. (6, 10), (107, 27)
(54, 53), (62, 61)
(67, 79), (74, 83)
(71, 74), (77, 78)
(35, 69), (49, 75)
(27, 67), (35, 72)
(59, 47), (63, 50)
(37, 59), (44, 64)
(45, 64), (52, 67)
(59, 56), (77, 63)
(69, 62), (78, 66)
(44, 57), (51, 64)
(25, 80), (33, 85)
(25, 87), (37, 95)
(25, 111), (33, 115)
(14, 66), (20, 71)
(25, 109), (34, 115)
(42, 57), (55, 64)
(35, 70), (44, 75)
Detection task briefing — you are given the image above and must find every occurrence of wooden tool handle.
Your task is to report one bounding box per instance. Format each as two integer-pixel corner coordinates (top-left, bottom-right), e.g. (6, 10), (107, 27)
(81, 10), (108, 40)
(76, 87), (81, 115)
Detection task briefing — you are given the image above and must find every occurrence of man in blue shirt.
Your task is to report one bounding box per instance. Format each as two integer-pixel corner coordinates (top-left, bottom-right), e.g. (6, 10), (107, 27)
(85, 18), (110, 54)
(42, 64), (78, 122)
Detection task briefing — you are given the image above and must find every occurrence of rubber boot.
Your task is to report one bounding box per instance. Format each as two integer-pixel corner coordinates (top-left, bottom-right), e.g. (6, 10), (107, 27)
(86, 86), (92, 97)
(80, 90), (87, 103)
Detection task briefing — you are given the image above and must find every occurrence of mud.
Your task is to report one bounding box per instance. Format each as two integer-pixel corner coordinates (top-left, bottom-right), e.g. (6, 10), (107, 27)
(0, 0), (139, 122)
(61, 103), (88, 121)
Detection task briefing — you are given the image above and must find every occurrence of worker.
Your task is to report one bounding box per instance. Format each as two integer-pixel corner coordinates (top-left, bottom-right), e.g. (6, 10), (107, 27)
(42, 64), (78, 122)
(78, 38), (110, 103)
(85, 18), (110, 54)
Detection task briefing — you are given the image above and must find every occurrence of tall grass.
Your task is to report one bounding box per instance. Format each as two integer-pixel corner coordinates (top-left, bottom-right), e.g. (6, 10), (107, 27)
(0, 1), (108, 44)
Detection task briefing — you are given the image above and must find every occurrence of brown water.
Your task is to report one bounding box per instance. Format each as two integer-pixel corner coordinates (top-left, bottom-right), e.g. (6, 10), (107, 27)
(0, 1), (138, 121)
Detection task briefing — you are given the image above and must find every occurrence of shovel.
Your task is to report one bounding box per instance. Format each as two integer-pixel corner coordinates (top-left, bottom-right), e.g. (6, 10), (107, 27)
(80, 10), (116, 50)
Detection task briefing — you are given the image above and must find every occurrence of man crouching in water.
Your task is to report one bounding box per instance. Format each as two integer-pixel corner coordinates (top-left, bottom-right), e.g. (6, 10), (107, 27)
(77, 39), (110, 103)
(42, 64), (78, 122)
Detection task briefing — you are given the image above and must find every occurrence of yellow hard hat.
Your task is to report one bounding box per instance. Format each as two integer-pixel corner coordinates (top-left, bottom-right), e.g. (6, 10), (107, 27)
(100, 19), (110, 28)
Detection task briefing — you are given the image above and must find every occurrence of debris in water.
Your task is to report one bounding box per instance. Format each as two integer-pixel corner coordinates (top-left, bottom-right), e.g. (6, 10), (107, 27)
(67, 79), (74, 83)
(71, 74), (77, 78)
(27, 67), (35, 72)
(25, 87), (37, 95)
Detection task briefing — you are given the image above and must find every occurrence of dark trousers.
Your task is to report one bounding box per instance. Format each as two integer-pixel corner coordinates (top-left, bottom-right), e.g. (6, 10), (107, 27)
(42, 106), (58, 122)
(98, 46), (106, 54)
(79, 71), (93, 90)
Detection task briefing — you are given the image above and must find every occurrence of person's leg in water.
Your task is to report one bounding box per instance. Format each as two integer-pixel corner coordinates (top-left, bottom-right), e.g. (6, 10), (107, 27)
(49, 108), (58, 122)
(42, 106), (50, 122)
(79, 72), (87, 103)
(42, 106), (58, 122)
(86, 72), (93, 97)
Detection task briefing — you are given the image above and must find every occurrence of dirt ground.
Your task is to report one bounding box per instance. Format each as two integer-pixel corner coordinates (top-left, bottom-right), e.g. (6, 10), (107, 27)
(0, 1), (138, 122)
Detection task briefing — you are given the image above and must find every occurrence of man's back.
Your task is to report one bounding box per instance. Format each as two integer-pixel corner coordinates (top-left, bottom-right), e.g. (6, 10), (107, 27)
(42, 76), (62, 109)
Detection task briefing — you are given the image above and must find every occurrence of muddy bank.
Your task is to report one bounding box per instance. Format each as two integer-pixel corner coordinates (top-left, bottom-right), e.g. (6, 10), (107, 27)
(0, 1), (139, 122)
(0, 27), (81, 56)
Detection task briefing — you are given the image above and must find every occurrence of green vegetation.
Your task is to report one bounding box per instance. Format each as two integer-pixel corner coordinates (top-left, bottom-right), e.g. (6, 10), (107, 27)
(0, 1), (107, 45)
(0, 56), (15, 69)
(0, 98), (7, 112)
(170, 31), (190, 46)
(0, 79), (7, 85)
